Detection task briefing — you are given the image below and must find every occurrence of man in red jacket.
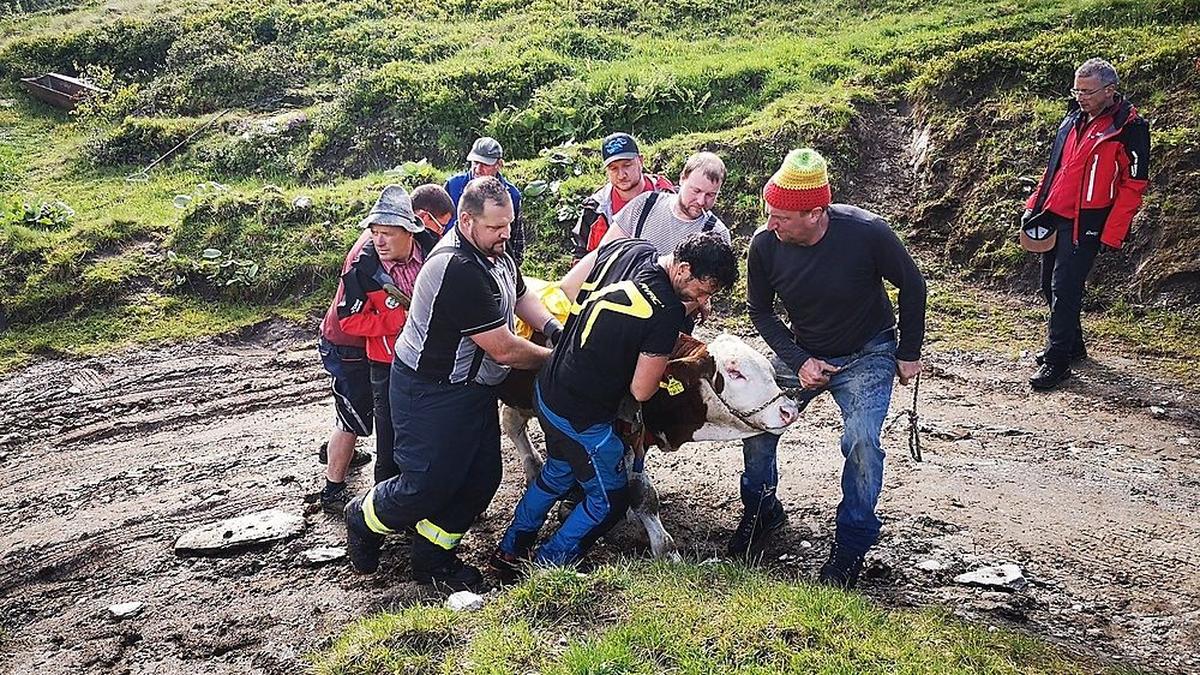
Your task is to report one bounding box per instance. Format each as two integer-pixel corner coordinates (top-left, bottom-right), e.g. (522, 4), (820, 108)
(1022, 57), (1150, 390)
(316, 184), (452, 513)
(571, 132), (674, 261)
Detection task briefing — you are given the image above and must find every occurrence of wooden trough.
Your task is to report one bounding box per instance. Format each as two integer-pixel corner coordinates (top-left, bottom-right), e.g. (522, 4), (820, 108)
(19, 72), (106, 110)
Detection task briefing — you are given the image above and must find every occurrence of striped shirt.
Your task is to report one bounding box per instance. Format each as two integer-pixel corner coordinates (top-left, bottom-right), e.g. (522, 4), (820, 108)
(394, 230), (526, 386)
(612, 191), (731, 255)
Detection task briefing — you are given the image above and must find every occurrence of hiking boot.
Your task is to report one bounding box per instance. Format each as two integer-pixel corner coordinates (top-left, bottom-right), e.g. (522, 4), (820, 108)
(318, 441), (372, 468)
(726, 501), (788, 559)
(1029, 362), (1071, 391)
(343, 495), (384, 574)
(320, 483), (351, 515)
(413, 554), (484, 592)
(818, 542), (865, 590)
(1035, 343), (1087, 366)
(489, 547), (529, 583)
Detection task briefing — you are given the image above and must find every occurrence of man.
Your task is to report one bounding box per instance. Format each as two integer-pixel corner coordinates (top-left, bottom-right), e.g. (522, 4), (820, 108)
(335, 184), (453, 487)
(569, 151), (732, 325)
(1021, 57), (1150, 390)
(344, 176), (560, 590)
(571, 132), (675, 260)
(444, 136), (526, 265)
(740, 148), (926, 590)
(493, 232), (738, 573)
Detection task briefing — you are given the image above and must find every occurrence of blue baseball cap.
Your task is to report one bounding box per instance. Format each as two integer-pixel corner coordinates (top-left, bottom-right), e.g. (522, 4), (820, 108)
(601, 132), (640, 167)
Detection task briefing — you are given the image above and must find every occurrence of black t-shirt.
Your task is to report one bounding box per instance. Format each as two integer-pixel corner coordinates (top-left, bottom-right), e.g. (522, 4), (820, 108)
(538, 239), (685, 428)
(746, 203), (926, 372)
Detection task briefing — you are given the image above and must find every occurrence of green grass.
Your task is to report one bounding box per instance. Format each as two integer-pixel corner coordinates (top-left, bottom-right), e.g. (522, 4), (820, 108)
(1, 0), (1197, 370)
(311, 561), (1110, 674)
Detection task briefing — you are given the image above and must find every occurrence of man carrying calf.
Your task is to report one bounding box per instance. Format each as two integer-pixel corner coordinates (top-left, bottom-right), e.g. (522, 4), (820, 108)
(740, 148), (926, 589)
(492, 232), (737, 574)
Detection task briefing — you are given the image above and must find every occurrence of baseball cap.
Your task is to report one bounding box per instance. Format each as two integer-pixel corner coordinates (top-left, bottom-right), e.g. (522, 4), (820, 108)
(1018, 211), (1056, 253)
(358, 184), (424, 233)
(601, 132), (640, 167)
(466, 137), (503, 165)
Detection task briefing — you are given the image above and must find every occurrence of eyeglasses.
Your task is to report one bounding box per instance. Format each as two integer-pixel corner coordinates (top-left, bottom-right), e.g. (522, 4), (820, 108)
(1070, 85), (1111, 97)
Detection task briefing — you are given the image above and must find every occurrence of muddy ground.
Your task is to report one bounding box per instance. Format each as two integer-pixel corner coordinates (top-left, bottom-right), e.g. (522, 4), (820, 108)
(1, 319), (1198, 674)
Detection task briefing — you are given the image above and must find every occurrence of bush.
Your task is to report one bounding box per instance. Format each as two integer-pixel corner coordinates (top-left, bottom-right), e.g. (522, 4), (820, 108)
(84, 116), (202, 167)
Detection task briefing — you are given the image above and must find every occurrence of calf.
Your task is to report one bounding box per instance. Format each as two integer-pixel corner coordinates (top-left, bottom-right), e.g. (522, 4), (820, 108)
(497, 332), (799, 560)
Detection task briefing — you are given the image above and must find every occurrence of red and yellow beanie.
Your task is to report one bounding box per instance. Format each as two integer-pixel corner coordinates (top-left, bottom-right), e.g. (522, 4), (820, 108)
(763, 148), (832, 212)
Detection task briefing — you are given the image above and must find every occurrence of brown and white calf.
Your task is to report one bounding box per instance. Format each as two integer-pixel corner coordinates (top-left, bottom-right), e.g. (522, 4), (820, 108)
(496, 332), (800, 560)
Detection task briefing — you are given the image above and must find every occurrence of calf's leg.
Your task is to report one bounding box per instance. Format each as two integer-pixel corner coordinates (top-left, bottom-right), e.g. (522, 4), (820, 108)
(501, 404), (543, 488)
(625, 453), (680, 562)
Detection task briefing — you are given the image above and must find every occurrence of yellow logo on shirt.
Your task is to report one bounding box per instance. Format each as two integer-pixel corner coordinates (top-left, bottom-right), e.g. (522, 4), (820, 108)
(578, 280), (653, 346)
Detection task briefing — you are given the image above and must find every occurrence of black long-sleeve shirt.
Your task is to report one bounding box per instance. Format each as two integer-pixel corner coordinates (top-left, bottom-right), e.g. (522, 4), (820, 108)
(747, 204), (926, 372)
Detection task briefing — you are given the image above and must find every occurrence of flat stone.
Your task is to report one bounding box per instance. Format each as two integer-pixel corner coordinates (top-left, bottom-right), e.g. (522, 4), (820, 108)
(915, 559), (945, 572)
(446, 591), (485, 612)
(954, 564), (1027, 591)
(1149, 406), (1167, 418)
(107, 602), (144, 619)
(174, 509), (305, 555)
(300, 546), (345, 566)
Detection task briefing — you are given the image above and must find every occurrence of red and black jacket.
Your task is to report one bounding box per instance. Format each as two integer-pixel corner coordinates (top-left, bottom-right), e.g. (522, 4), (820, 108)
(336, 229), (438, 363)
(1026, 95), (1150, 249)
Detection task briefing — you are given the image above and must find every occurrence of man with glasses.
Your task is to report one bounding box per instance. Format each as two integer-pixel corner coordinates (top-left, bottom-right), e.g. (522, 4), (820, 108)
(1021, 57), (1151, 390)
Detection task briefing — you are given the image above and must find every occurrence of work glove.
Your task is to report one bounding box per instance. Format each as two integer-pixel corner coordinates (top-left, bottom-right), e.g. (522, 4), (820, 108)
(543, 317), (564, 347)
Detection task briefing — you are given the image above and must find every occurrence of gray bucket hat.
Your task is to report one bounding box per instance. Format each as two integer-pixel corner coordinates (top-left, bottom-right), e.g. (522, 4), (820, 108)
(466, 136), (503, 165)
(358, 184), (423, 233)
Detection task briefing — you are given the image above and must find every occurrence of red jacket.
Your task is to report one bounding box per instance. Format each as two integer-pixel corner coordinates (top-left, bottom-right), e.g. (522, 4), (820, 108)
(1026, 96), (1150, 249)
(320, 231), (371, 348)
(572, 174), (675, 260)
(335, 230), (437, 363)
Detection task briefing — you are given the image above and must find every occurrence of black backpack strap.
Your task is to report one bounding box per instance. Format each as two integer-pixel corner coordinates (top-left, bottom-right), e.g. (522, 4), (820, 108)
(633, 191), (660, 239)
(701, 213), (717, 232)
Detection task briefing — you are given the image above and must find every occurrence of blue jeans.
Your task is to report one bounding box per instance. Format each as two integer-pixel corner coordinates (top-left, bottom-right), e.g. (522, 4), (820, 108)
(741, 330), (897, 555)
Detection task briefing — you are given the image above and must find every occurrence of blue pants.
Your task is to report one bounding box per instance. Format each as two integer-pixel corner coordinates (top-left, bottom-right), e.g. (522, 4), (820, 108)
(742, 330), (897, 555)
(499, 385), (630, 566)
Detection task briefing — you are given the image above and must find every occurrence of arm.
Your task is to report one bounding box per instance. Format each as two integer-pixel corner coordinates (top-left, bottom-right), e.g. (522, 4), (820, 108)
(746, 235), (810, 373)
(873, 223), (927, 374)
(514, 290), (559, 342)
(470, 326), (552, 370)
(559, 247), (599, 303)
(1101, 119), (1150, 249)
(630, 354), (670, 401)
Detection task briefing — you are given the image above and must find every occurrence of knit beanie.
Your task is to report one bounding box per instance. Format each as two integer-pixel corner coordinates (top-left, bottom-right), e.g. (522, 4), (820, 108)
(763, 148), (832, 212)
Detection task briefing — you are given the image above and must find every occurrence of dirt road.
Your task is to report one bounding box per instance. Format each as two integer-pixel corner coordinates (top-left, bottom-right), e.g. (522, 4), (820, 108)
(1, 320), (1197, 673)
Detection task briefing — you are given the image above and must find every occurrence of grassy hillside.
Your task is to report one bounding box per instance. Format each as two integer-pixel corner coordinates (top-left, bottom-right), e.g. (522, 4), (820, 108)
(310, 561), (1114, 674)
(1, 0), (1198, 366)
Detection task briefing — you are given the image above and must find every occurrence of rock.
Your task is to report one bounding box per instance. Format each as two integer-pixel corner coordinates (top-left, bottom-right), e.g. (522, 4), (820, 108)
(799, 540), (812, 549)
(954, 564), (1027, 591)
(1177, 437), (1192, 446)
(446, 591), (485, 612)
(292, 196), (313, 209)
(915, 559), (945, 572)
(67, 386), (82, 395)
(1149, 406), (1167, 419)
(174, 509), (305, 555)
(300, 546), (345, 566)
(107, 602), (144, 619)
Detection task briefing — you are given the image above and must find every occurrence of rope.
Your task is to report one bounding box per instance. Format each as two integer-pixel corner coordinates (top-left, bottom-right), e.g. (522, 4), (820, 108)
(908, 372), (922, 462)
(125, 108), (232, 182)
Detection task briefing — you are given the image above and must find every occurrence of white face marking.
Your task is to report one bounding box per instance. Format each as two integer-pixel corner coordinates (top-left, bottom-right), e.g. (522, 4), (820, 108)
(691, 334), (799, 440)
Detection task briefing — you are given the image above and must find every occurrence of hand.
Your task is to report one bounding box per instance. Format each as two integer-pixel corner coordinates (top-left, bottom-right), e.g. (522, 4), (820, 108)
(798, 357), (840, 390)
(1020, 209), (1033, 227)
(896, 359), (922, 385)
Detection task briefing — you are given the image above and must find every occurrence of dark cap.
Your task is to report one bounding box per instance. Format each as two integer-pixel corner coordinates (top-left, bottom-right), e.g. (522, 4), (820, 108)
(601, 132), (640, 167)
(466, 137), (503, 165)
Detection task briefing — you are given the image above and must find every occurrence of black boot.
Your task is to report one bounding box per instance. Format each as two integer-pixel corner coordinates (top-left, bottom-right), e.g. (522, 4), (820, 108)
(726, 500), (787, 559)
(818, 542), (865, 590)
(1029, 362), (1071, 391)
(1035, 342), (1087, 366)
(412, 540), (483, 592)
(343, 495), (384, 574)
